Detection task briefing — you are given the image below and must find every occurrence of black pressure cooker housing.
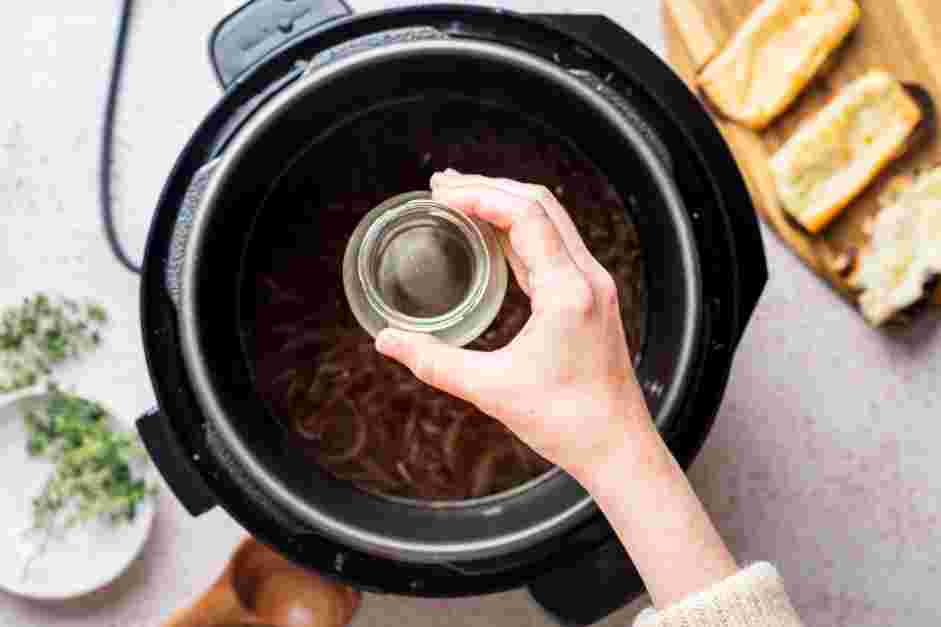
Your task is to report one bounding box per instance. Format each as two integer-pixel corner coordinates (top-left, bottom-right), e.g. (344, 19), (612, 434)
(137, 2), (766, 625)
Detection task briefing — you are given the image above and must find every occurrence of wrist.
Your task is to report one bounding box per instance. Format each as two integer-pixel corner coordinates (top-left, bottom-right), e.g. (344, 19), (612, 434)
(567, 415), (665, 492)
(564, 389), (662, 486)
(568, 412), (739, 609)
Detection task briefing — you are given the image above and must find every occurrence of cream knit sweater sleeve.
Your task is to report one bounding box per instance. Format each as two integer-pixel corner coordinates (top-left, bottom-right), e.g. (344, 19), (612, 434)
(633, 563), (803, 627)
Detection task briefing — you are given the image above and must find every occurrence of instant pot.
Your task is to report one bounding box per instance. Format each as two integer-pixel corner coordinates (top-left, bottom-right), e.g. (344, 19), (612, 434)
(136, 2), (767, 624)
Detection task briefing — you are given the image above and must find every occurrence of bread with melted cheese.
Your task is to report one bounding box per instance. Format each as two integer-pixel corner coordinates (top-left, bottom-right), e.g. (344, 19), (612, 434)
(770, 71), (922, 234)
(851, 166), (941, 325)
(698, 0), (861, 130)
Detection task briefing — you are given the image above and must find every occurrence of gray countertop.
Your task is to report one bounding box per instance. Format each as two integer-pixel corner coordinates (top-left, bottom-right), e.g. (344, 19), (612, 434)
(1, 1), (938, 625)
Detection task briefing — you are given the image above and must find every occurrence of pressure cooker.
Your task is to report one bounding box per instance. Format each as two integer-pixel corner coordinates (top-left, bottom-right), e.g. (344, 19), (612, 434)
(136, 2), (767, 624)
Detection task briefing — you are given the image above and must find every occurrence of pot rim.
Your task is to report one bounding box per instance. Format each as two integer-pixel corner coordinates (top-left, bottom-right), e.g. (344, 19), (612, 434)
(179, 37), (702, 561)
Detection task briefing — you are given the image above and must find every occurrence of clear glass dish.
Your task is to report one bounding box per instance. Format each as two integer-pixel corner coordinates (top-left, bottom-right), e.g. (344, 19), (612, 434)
(343, 191), (508, 346)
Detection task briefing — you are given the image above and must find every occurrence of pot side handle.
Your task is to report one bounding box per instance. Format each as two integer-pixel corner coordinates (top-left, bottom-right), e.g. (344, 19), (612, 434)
(528, 536), (647, 626)
(209, 0), (353, 89)
(137, 408), (218, 516)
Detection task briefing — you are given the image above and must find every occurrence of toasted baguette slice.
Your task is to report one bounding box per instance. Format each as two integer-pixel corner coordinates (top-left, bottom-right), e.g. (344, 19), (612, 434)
(698, 0), (860, 130)
(850, 166), (941, 325)
(770, 71), (922, 234)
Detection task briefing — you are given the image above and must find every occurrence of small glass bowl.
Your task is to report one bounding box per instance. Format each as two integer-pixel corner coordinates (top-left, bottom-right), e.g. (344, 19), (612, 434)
(343, 191), (508, 347)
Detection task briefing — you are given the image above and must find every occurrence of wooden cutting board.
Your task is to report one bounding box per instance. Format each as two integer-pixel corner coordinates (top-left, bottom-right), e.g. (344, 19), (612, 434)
(663, 0), (941, 316)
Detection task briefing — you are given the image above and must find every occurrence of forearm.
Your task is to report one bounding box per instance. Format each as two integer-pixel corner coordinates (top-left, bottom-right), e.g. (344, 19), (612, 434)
(571, 417), (738, 609)
(406, 171), (742, 610)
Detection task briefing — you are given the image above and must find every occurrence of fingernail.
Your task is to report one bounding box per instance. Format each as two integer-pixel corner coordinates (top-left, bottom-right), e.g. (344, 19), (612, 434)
(375, 328), (403, 355)
(431, 169), (460, 188)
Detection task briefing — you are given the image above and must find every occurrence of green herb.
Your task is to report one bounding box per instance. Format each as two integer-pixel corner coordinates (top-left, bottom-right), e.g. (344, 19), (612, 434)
(0, 294), (107, 393)
(21, 386), (151, 579)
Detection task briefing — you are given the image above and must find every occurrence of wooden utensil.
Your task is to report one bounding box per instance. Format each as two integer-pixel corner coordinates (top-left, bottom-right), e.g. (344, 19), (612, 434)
(163, 538), (360, 627)
(664, 0), (941, 312)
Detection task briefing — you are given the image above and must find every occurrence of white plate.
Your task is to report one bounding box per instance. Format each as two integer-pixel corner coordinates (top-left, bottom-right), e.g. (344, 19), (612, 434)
(0, 393), (155, 600)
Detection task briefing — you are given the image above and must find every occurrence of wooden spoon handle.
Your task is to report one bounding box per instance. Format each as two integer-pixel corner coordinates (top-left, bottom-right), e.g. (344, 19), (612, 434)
(163, 579), (259, 627)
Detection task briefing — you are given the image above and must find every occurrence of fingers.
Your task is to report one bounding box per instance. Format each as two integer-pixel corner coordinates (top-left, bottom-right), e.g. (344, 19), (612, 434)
(434, 172), (530, 294)
(432, 172), (608, 285)
(430, 179), (583, 298)
(494, 229), (531, 296)
(375, 328), (503, 406)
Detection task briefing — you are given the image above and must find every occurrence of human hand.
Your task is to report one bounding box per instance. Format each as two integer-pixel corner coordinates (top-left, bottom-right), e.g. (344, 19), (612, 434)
(377, 173), (738, 605)
(375, 171), (652, 478)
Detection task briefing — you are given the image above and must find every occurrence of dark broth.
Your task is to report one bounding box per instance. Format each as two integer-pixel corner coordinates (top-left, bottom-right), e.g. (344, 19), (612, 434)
(249, 98), (644, 501)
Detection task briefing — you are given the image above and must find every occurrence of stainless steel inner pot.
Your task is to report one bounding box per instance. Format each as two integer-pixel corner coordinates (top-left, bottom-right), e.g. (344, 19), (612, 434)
(167, 35), (702, 564)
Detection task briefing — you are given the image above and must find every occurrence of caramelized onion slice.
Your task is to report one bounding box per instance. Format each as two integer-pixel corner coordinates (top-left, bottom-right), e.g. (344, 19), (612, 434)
(443, 416), (465, 473)
(319, 403), (369, 464)
(470, 444), (516, 498)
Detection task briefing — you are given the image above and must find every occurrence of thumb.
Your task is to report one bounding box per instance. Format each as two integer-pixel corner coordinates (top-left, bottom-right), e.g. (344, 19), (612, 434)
(376, 328), (498, 405)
